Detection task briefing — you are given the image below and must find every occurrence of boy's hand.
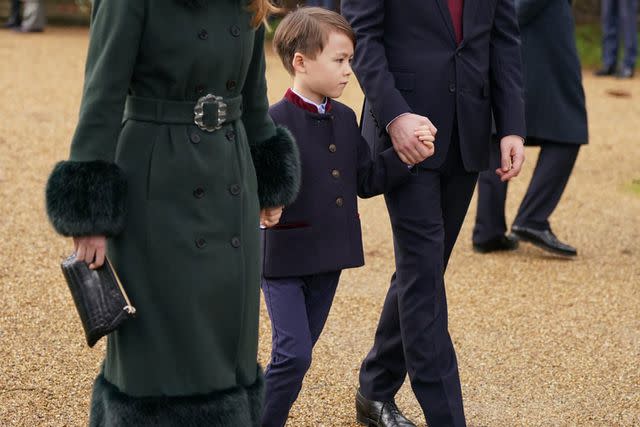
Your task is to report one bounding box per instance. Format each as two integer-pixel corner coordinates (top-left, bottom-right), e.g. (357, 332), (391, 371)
(260, 206), (284, 228)
(73, 235), (107, 270)
(413, 125), (435, 162)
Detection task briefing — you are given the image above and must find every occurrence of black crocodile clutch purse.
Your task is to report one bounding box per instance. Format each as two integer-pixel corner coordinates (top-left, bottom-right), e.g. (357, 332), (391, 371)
(61, 254), (136, 347)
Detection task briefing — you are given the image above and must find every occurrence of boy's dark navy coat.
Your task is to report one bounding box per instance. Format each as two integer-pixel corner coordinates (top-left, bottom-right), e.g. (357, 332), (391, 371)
(262, 96), (411, 278)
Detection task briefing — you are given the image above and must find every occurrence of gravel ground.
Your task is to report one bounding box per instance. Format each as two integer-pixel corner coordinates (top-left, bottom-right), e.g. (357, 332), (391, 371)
(0, 27), (638, 427)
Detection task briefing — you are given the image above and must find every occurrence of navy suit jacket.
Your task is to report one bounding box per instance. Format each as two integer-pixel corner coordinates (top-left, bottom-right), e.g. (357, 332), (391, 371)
(261, 98), (412, 278)
(342, 0), (527, 172)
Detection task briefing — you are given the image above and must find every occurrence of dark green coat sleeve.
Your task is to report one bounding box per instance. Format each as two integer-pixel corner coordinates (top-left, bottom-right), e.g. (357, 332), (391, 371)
(45, 0), (145, 237)
(244, 26), (301, 209)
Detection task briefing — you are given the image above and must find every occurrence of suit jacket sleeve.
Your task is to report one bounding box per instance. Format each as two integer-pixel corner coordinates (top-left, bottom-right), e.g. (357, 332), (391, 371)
(514, 0), (554, 26)
(45, 0), (145, 237)
(342, 0), (412, 128)
(490, 0), (527, 140)
(356, 113), (412, 199)
(243, 26), (301, 208)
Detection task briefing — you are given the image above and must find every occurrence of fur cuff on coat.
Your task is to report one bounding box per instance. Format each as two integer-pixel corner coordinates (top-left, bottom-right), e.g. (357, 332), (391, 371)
(45, 160), (127, 237)
(250, 126), (301, 208)
(89, 368), (264, 427)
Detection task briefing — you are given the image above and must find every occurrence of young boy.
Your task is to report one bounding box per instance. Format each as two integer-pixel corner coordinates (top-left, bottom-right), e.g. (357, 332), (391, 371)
(261, 8), (435, 426)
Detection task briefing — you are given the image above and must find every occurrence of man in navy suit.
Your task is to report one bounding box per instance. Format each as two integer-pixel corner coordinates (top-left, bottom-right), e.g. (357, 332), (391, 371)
(342, 1), (526, 426)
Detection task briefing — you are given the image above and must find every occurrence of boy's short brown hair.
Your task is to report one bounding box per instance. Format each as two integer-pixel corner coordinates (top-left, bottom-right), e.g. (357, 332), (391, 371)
(273, 7), (356, 75)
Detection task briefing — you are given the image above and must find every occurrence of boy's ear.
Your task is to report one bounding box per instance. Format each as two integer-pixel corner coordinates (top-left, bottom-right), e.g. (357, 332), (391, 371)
(292, 52), (306, 74)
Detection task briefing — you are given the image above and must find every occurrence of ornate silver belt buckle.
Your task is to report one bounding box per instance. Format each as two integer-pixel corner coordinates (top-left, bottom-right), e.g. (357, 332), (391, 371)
(194, 94), (228, 132)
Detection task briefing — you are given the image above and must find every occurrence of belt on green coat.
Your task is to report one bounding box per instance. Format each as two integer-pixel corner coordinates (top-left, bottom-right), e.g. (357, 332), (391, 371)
(123, 94), (243, 132)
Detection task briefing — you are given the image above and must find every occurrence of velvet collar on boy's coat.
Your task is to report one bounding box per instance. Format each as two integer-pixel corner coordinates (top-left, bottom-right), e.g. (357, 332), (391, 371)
(284, 88), (333, 115)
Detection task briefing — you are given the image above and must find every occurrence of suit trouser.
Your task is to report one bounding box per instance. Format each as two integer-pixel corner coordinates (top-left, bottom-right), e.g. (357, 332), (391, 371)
(359, 134), (477, 427)
(21, 0), (45, 31)
(473, 140), (580, 244)
(601, 0), (638, 69)
(261, 271), (341, 427)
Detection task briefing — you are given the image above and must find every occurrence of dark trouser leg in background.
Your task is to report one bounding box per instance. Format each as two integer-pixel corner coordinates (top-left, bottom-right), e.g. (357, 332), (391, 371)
(5, 0), (21, 27)
(601, 0), (620, 70)
(359, 134), (477, 426)
(473, 139), (508, 244)
(513, 142), (580, 231)
(261, 272), (340, 427)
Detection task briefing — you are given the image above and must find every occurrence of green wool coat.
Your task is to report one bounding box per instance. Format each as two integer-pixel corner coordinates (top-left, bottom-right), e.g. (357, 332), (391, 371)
(45, 0), (300, 424)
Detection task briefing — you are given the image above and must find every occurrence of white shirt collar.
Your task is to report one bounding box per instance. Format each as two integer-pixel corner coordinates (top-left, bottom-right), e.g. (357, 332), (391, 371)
(291, 87), (328, 114)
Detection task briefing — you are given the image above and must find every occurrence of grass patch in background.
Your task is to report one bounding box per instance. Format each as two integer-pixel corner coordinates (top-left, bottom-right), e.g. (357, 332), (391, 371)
(575, 23), (604, 69)
(629, 179), (640, 197)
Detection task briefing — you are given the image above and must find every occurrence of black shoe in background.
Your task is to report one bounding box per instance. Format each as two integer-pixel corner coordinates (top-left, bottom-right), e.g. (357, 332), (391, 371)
(593, 65), (617, 76)
(511, 225), (577, 257)
(473, 234), (519, 254)
(356, 389), (417, 427)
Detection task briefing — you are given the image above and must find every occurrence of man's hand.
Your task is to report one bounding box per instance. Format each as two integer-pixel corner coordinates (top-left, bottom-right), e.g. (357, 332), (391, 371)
(388, 114), (437, 165)
(496, 135), (525, 182)
(260, 206), (283, 228)
(73, 235), (107, 270)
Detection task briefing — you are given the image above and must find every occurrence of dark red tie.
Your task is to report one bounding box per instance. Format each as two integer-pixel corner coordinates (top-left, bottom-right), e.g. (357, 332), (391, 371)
(448, 0), (464, 44)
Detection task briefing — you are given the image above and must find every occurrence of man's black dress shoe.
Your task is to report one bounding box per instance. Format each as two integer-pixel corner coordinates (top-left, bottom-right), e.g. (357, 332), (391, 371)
(511, 225), (577, 257)
(356, 389), (416, 427)
(3, 21), (20, 29)
(617, 67), (635, 79)
(473, 234), (519, 253)
(593, 65), (617, 76)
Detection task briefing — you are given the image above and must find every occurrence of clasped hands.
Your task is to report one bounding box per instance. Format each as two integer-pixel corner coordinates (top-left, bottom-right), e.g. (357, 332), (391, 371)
(388, 113), (524, 181)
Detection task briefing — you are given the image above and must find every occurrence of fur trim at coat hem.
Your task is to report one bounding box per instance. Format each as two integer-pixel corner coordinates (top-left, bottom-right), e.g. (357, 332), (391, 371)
(89, 369), (264, 427)
(250, 126), (301, 208)
(45, 160), (127, 237)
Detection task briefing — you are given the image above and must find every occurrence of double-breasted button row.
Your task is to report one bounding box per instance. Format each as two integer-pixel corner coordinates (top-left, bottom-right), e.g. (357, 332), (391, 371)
(335, 197), (344, 207)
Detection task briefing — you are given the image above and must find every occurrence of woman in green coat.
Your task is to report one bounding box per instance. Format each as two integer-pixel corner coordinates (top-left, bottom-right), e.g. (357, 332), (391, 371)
(45, 0), (300, 425)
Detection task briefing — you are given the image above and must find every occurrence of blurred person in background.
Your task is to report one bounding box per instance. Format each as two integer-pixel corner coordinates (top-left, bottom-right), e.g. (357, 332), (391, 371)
(16, 0), (45, 32)
(594, 0), (637, 78)
(473, 0), (588, 257)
